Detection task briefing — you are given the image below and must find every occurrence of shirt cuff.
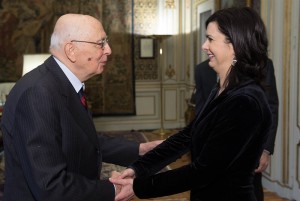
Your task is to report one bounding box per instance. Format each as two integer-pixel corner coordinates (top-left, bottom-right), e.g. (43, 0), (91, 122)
(263, 149), (271, 155)
(113, 184), (116, 195)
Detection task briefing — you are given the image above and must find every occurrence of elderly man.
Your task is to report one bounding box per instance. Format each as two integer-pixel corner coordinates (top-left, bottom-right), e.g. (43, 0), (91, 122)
(1, 14), (161, 201)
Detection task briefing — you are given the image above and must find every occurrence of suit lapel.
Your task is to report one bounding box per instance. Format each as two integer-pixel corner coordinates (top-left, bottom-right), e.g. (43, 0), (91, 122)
(44, 57), (99, 148)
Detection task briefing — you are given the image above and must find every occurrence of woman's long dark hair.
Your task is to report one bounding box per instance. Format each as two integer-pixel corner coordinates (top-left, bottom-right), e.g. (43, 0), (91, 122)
(205, 7), (269, 90)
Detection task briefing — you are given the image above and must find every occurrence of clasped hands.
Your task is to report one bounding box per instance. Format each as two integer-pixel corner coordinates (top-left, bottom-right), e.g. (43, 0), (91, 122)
(110, 168), (136, 201)
(109, 140), (163, 201)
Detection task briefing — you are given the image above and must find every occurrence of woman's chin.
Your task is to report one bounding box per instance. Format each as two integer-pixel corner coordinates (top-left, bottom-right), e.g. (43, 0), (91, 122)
(208, 60), (215, 68)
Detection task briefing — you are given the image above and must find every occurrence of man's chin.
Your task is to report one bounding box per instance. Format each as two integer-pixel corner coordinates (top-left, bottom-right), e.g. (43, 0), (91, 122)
(97, 67), (104, 74)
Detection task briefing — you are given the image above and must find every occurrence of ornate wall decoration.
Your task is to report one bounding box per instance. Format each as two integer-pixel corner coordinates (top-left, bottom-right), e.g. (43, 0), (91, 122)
(0, 0), (54, 81)
(133, 0), (158, 81)
(86, 0), (135, 115)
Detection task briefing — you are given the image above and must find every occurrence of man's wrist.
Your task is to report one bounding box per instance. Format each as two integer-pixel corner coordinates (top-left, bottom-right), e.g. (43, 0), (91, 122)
(113, 184), (116, 195)
(114, 183), (121, 195)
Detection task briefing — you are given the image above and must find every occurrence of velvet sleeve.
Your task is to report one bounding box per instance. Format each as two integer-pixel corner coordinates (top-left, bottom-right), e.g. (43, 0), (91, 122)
(130, 123), (193, 177)
(132, 94), (270, 199)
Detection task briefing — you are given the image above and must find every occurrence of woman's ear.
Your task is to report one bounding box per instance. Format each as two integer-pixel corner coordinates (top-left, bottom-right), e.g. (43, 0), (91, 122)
(229, 43), (236, 62)
(64, 42), (76, 63)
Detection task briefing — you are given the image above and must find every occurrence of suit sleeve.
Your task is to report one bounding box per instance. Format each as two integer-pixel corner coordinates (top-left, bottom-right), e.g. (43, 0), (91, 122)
(194, 60), (217, 114)
(99, 134), (140, 166)
(263, 59), (279, 154)
(194, 62), (209, 114)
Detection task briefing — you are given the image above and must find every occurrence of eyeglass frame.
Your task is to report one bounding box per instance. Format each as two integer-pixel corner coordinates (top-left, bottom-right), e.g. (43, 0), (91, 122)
(71, 37), (109, 49)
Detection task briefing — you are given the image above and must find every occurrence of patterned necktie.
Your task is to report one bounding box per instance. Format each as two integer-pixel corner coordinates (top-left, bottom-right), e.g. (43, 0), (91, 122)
(78, 87), (87, 109)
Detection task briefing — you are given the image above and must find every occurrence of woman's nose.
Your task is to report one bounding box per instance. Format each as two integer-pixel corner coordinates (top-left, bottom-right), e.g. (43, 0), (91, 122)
(202, 39), (208, 52)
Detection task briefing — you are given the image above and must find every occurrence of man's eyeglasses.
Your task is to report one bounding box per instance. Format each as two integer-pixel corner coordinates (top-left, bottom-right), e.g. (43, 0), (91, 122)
(71, 37), (109, 49)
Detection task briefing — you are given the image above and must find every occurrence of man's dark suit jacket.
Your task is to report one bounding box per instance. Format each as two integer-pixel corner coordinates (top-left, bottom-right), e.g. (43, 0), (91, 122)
(194, 59), (279, 154)
(1, 56), (139, 201)
(194, 59), (217, 114)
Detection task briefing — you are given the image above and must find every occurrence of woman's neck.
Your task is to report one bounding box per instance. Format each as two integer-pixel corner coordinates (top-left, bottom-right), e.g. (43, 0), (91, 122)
(218, 86), (225, 95)
(218, 73), (227, 95)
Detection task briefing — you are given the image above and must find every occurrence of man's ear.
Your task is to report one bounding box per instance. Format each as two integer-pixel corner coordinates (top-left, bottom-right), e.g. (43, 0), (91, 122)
(64, 42), (76, 63)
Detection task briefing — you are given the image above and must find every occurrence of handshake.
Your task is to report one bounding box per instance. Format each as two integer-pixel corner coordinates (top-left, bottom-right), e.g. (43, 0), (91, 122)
(109, 168), (136, 201)
(109, 139), (164, 201)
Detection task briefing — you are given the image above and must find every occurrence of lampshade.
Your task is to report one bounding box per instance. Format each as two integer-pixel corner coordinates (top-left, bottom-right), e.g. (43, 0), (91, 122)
(22, 54), (51, 76)
(155, 0), (178, 35)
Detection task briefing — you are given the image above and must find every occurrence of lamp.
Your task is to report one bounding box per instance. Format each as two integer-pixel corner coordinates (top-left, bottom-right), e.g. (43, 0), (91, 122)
(152, 0), (178, 136)
(152, 35), (172, 136)
(23, 54), (51, 76)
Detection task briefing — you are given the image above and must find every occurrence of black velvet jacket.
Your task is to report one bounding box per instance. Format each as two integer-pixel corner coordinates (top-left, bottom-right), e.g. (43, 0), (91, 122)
(131, 80), (272, 201)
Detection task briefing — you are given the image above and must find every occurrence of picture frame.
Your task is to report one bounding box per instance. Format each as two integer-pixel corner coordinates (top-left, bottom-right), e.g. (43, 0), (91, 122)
(215, 0), (254, 10)
(139, 38), (154, 59)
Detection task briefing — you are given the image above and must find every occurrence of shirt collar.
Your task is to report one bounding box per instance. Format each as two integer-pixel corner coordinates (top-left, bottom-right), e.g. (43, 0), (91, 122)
(53, 56), (84, 93)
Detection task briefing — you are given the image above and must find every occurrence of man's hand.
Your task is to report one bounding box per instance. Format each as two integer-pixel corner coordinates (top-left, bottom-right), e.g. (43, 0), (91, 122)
(109, 177), (134, 201)
(111, 171), (121, 178)
(119, 168), (135, 179)
(111, 171), (122, 195)
(139, 140), (163, 155)
(255, 150), (270, 173)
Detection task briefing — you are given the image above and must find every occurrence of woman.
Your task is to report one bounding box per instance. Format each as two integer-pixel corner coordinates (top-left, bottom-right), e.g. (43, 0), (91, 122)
(111, 7), (272, 201)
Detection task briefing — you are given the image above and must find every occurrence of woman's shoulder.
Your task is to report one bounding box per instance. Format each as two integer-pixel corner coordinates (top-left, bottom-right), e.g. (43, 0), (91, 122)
(225, 81), (270, 111)
(229, 80), (265, 98)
